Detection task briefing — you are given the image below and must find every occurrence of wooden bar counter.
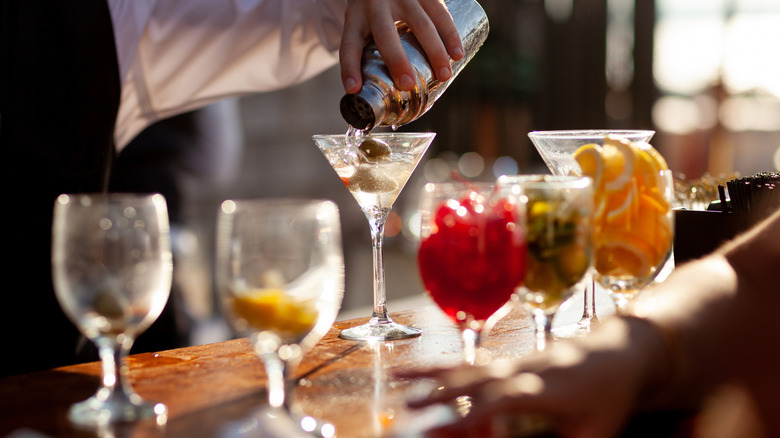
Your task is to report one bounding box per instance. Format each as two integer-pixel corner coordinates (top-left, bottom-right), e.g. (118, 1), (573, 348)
(0, 300), (700, 438)
(0, 301), (539, 438)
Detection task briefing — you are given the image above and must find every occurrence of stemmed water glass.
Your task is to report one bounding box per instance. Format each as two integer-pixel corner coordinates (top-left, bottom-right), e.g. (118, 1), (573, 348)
(417, 182), (526, 364)
(52, 193), (172, 427)
(592, 168), (675, 313)
(215, 199), (344, 437)
(313, 132), (435, 341)
(527, 130), (655, 330)
(498, 175), (593, 351)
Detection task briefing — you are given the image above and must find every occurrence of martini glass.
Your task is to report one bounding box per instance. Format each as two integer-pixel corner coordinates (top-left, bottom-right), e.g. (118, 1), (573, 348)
(527, 130), (654, 330)
(313, 132), (435, 341)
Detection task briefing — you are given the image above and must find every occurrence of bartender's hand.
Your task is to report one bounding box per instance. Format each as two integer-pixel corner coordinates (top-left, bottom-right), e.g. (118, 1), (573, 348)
(340, 0), (464, 93)
(402, 317), (666, 438)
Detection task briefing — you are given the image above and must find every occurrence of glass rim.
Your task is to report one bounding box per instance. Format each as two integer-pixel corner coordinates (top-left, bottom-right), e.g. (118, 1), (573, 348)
(422, 180), (495, 192)
(54, 192), (168, 209)
(498, 174), (592, 189)
(423, 180), (494, 188)
(219, 197), (338, 214)
(527, 129), (655, 139)
(312, 132), (436, 140)
(57, 192), (163, 200)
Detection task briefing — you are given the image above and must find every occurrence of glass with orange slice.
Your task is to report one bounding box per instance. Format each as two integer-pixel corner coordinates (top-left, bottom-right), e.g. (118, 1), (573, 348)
(216, 199), (344, 436)
(528, 130), (658, 324)
(574, 135), (674, 313)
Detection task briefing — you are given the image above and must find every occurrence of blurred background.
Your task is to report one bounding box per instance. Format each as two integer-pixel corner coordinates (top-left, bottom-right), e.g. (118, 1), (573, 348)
(136, 0), (780, 345)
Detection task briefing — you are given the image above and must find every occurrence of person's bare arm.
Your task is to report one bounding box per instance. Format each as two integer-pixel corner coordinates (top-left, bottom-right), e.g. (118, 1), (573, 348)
(339, 0), (464, 93)
(632, 207), (780, 429)
(405, 208), (780, 437)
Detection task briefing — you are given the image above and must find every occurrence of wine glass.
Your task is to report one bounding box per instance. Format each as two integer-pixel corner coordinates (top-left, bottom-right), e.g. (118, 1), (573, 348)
(52, 193), (172, 427)
(592, 168), (675, 313)
(215, 199), (344, 436)
(528, 130), (655, 330)
(498, 175), (593, 351)
(417, 181), (526, 364)
(313, 132), (435, 341)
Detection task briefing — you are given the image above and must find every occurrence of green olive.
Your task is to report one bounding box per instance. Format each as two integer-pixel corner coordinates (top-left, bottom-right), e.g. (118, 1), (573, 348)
(358, 138), (391, 162)
(348, 168), (398, 193)
(93, 289), (125, 320)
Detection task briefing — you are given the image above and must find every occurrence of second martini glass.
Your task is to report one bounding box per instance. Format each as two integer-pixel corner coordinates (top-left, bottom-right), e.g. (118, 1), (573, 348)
(313, 132), (435, 341)
(528, 129), (654, 331)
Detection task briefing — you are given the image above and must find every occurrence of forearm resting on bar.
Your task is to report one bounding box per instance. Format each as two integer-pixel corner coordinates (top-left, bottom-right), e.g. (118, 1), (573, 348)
(629, 208), (780, 431)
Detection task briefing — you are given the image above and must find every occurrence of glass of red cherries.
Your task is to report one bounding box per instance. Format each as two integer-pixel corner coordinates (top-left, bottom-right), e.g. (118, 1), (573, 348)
(417, 181), (527, 364)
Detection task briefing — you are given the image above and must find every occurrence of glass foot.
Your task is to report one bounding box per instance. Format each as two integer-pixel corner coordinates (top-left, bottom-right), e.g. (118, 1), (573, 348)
(551, 318), (594, 339)
(550, 324), (582, 339)
(339, 316), (421, 341)
(68, 392), (168, 427)
(222, 406), (336, 438)
(577, 313), (601, 329)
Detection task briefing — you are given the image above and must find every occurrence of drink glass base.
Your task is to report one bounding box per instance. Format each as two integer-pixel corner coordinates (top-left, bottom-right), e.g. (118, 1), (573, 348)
(68, 393), (167, 428)
(338, 316), (421, 341)
(221, 406), (336, 438)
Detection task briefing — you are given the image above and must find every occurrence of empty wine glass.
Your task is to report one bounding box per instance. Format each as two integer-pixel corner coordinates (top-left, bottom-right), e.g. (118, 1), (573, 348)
(52, 193), (172, 427)
(499, 175), (593, 351)
(215, 199), (344, 437)
(417, 182), (526, 364)
(528, 130), (655, 331)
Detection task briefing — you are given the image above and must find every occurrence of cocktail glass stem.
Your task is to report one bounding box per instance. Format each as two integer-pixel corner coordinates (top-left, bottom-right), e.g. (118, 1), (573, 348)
(588, 280), (599, 322)
(248, 346), (334, 437)
(369, 211), (391, 322)
(339, 210), (422, 341)
(589, 281), (600, 323)
(533, 310), (553, 352)
(577, 278), (600, 331)
(261, 351), (295, 411)
(461, 328), (481, 365)
(99, 338), (133, 405)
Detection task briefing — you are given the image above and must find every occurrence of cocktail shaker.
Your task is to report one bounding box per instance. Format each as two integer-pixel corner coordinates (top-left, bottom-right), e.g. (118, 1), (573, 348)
(340, 0), (489, 131)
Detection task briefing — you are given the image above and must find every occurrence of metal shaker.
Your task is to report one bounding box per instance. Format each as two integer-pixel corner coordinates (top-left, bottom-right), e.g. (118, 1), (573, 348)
(340, 0), (489, 131)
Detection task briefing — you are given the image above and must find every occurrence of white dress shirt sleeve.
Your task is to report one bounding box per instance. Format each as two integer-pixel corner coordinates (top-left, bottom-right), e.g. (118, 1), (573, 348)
(108, 0), (346, 150)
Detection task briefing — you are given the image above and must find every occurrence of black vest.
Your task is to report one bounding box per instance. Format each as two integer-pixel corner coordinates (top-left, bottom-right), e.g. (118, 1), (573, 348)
(0, 0), (120, 376)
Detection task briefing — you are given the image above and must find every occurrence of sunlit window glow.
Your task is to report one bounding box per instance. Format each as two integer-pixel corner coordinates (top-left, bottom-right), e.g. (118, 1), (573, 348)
(720, 96), (780, 131)
(655, 1), (780, 99)
(654, 17), (725, 95)
(652, 96), (701, 134)
(721, 15), (780, 97)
